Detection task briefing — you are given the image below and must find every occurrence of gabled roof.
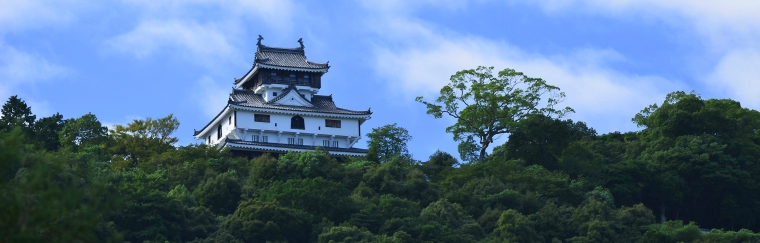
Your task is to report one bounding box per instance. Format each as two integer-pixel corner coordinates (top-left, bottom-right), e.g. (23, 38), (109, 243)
(254, 36), (329, 69)
(234, 36), (329, 86)
(255, 47), (329, 70)
(267, 85), (312, 106)
(230, 88), (371, 116)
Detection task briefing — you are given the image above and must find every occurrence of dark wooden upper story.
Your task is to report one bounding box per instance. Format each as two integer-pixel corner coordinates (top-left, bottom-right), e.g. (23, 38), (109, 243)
(236, 36), (329, 90)
(242, 69), (323, 90)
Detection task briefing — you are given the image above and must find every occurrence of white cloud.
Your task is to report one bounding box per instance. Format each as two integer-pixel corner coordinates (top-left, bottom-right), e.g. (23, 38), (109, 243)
(122, 0), (293, 24)
(0, 0), (90, 32)
(107, 19), (235, 62)
(706, 50), (760, 109)
(527, 0), (760, 50)
(521, 0), (760, 110)
(370, 17), (683, 133)
(106, 0), (296, 67)
(0, 42), (67, 101)
(196, 76), (229, 117)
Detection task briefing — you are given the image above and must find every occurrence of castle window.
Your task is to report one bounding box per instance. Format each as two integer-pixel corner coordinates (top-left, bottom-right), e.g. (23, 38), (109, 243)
(298, 138), (303, 145)
(288, 138), (295, 144)
(255, 114), (270, 123)
(217, 124), (222, 139)
(228, 116), (232, 125)
(332, 141), (339, 147)
(325, 119), (341, 128)
(323, 140), (329, 147)
(262, 136), (268, 142)
(291, 116), (305, 130)
(273, 92), (278, 97)
(252, 135), (259, 142)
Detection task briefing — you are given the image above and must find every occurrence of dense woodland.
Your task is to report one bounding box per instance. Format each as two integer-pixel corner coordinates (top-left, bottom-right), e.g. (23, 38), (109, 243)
(3, 88), (760, 242)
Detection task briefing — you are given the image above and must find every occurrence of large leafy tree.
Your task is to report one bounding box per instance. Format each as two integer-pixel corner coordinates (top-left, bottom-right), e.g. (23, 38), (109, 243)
(59, 113), (110, 151)
(631, 91), (760, 229)
(110, 114), (180, 170)
(417, 66), (573, 161)
(33, 113), (66, 151)
(366, 123), (412, 163)
(499, 114), (596, 170)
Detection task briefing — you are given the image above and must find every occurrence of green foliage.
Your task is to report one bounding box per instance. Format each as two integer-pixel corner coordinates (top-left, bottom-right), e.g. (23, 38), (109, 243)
(277, 148), (339, 179)
(59, 113), (110, 151)
(193, 170), (242, 215)
(360, 156), (438, 204)
(419, 199), (485, 240)
(493, 209), (542, 242)
(33, 112), (66, 151)
(421, 150), (458, 182)
(1, 128), (119, 242)
(1, 95), (36, 134)
(110, 114), (180, 170)
(318, 225), (376, 243)
(221, 200), (312, 243)
(366, 123), (412, 163)
(641, 220), (703, 243)
(501, 114), (596, 170)
(261, 177), (355, 222)
(5, 91), (760, 242)
(417, 66), (574, 161)
(168, 184), (197, 207)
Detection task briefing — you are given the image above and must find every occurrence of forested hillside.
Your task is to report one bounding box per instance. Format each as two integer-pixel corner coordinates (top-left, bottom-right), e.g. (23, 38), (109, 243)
(3, 89), (760, 242)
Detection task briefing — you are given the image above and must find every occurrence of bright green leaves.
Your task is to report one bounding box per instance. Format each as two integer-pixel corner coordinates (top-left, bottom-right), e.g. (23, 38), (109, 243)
(366, 123), (413, 163)
(59, 113), (110, 151)
(417, 66), (573, 161)
(110, 114), (180, 170)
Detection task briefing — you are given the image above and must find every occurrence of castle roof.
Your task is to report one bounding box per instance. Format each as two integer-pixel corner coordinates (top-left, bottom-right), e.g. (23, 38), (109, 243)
(255, 46), (329, 70)
(230, 88), (371, 116)
(193, 88), (371, 137)
(235, 36), (329, 85)
(224, 138), (369, 157)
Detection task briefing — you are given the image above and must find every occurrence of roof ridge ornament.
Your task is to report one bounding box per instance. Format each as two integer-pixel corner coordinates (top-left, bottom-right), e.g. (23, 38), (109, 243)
(257, 35), (264, 48)
(298, 38), (304, 50)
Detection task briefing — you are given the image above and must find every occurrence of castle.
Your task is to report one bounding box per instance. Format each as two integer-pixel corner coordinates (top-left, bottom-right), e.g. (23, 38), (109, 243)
(193, 36), (372, 157)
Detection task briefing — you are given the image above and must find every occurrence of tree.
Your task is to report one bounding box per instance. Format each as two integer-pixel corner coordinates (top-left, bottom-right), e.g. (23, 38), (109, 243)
(110, 114), (180, 170)
(33, 113), (66, 151)
(501, 114), (596, 170)
(59, 113), (109, 151)
(416, 66), (573, 161)
(366, 123), (412, 162)
(1, 95), (36, 134)
(193, 170), (242, 215)
(221, 200), (312, 243)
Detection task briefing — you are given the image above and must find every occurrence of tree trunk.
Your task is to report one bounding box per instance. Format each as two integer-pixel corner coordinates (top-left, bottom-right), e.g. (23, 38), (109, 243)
(479, 141), (490, 161)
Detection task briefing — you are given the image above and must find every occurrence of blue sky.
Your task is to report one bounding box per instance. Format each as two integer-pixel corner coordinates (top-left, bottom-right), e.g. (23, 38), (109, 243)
(2, 0), (760, 161)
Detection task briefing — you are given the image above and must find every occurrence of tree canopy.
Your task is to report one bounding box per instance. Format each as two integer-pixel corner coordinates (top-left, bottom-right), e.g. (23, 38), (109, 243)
(417, 66), (573, 161)
(3, 91), (760, 242)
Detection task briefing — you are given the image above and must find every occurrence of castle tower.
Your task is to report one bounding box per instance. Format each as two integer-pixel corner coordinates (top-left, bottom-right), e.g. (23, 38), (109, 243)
(193, 36), (372, 156)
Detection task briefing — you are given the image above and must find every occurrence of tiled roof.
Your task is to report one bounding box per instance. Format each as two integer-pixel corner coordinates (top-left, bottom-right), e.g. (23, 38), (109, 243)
(234, 39), (329, 85)
(230, 88), (371, 116)
(255, 46), (329, 70)
(194, 104), (229, 136)
(226, 138), (369, 155)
